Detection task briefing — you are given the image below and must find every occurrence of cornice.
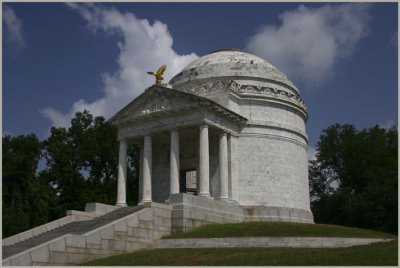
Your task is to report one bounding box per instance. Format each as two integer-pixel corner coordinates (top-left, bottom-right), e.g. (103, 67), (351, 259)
(181, 80), (307, 113)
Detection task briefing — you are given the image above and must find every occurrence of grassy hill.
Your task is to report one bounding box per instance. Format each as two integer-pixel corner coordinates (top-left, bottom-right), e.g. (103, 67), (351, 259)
(81, 222), (397, 266)
(164, 221), (396, 239)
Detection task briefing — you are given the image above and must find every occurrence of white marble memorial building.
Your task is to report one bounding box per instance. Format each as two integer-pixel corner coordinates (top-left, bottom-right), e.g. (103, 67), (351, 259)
(4, 49), (372, 266)
(109, 48), (313, 224)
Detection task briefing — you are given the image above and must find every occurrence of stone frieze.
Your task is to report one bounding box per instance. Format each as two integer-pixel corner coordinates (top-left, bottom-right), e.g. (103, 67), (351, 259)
(182, 80), (307, 111)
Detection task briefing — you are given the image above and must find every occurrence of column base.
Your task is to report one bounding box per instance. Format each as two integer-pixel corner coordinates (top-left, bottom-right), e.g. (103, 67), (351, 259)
(115, 202), (127, 207)
(138, 200), (152, 206)
(226, 198), (239, 204)
(198, 193), (214, 199)
(212, 197), (238, 204)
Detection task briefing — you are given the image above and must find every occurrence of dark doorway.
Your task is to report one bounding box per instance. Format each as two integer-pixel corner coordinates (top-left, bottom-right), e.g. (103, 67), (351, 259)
(179, 169), (197, 195)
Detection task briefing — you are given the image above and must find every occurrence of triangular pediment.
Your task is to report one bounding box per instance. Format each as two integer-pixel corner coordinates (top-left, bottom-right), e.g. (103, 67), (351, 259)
(123, 89), (191, 117)
(110, 85), (205, 124)
(109, 85), (247, 127)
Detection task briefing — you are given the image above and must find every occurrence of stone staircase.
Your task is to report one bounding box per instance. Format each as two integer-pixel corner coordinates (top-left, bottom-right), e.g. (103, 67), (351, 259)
(3, 206), (144, 259)
(2, 194), (253, 266)
(2, 203), (172, 266)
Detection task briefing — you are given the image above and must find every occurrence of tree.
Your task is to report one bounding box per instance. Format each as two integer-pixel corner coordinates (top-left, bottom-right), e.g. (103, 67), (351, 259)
(127, 144), (140, 205)
(3, 110), (141, 237)
(309, 124), (398, 234)
(41, 110), (139, 218)
(41, 124), (87, 217)
(2, 134), (52, 237)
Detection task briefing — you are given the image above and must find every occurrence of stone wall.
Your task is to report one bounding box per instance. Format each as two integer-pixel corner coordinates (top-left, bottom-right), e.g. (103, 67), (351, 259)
(169, 193), (313, 233)
(152, 140), (170, 203)
(236, 134), (310, 211)
(169, 193), (243, 234)
(2, 203), (172, 266)
(174, 79), (312, 218)
(239, 101), (306, 135)
(227, 90), (310, 212)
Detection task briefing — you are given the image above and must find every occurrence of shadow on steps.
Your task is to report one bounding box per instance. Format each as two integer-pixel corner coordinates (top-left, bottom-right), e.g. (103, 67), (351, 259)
(3, 206), (144, 259)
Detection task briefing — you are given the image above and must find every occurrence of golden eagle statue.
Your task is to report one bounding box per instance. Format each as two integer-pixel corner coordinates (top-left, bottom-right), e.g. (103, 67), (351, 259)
(147, 65), (167, 85)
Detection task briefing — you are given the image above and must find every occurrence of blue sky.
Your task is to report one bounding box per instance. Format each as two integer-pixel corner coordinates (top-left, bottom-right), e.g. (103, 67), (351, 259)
(3, 2), (398, 156)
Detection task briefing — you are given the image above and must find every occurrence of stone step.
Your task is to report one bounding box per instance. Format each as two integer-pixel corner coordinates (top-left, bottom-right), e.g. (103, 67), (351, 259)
(48, 251), (103, 265)
(3, 206), (144, 259)
(32, 261), (75, 266)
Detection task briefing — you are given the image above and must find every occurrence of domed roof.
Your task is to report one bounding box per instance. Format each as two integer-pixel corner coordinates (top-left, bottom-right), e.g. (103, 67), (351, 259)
(170, 49), (299, 94)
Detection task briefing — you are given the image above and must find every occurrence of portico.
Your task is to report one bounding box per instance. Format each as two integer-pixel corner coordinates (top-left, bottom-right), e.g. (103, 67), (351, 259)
(110, 85), (247, 206)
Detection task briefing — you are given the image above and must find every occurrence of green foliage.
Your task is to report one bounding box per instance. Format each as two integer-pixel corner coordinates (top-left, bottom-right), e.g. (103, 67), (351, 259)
(126, 145), (140, 206)
(2, 110), (140, 237)
(41, 110), (138, 218)
(2, 134), (52, 236)
(309, 124), (398, 234)
(82, 240), (398, 266)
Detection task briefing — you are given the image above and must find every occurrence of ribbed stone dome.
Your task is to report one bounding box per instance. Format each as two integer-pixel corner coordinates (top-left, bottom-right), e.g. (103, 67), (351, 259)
(170, 49), (299, 94)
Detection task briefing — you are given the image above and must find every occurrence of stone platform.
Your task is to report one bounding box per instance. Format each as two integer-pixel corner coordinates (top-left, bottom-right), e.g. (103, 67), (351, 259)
(169, 193), (313, 233)
(2, 194), (371, 266)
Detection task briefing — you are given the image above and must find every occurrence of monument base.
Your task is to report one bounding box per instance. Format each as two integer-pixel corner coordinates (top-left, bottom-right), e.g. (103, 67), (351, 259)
(168, 193), (314, 233)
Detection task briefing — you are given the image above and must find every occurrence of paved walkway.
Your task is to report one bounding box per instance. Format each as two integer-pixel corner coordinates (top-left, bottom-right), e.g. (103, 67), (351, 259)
(155, 236), (392, 249)
(2, 206), (143, 259)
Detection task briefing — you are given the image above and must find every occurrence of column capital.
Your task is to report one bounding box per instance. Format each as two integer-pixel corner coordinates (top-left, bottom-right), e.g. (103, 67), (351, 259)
(136, 131), (152, 138)
(118, 137), (128, 143)
(170, 127), (179, 134)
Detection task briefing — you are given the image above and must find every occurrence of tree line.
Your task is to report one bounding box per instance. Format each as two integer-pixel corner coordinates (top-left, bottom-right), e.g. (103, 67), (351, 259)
(3, 110), (139, 237)
(3, 111), (398, 237)
(309, 124), (397, 234)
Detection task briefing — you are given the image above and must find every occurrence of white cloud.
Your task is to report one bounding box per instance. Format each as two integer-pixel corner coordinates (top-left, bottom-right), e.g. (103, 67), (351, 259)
(41, 3), (198, 128)
(3, 5), (25, 47)
(307, 146), (318, 161)
(3, 130), (14, 138)
(246, 3), (371, 88)
(379, 119), (396, 130)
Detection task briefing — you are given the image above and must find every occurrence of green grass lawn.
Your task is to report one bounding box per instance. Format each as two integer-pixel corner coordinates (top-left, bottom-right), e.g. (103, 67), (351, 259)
(82, 240), (398, 266)
(81, 222), (397, 266)
(164, 221), (397, 239)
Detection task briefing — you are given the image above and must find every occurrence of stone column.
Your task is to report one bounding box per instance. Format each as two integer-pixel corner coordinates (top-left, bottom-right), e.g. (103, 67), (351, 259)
(138, 145), (143, 202)
(219, 132), (229, 200)
(170, 128), (180, 195)
(116, 139), (127, 207)
(141, 134), (152, 203)
(198, 124), (210, 197)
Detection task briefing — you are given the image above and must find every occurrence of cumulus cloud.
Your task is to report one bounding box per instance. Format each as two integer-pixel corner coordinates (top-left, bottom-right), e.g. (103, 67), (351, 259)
(41, 3), (198, 128)
(246, 3), (371, 88)
(307, 146), (318, 161)
(379, 119), (396, 130)
(3, 5), (25, 47)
